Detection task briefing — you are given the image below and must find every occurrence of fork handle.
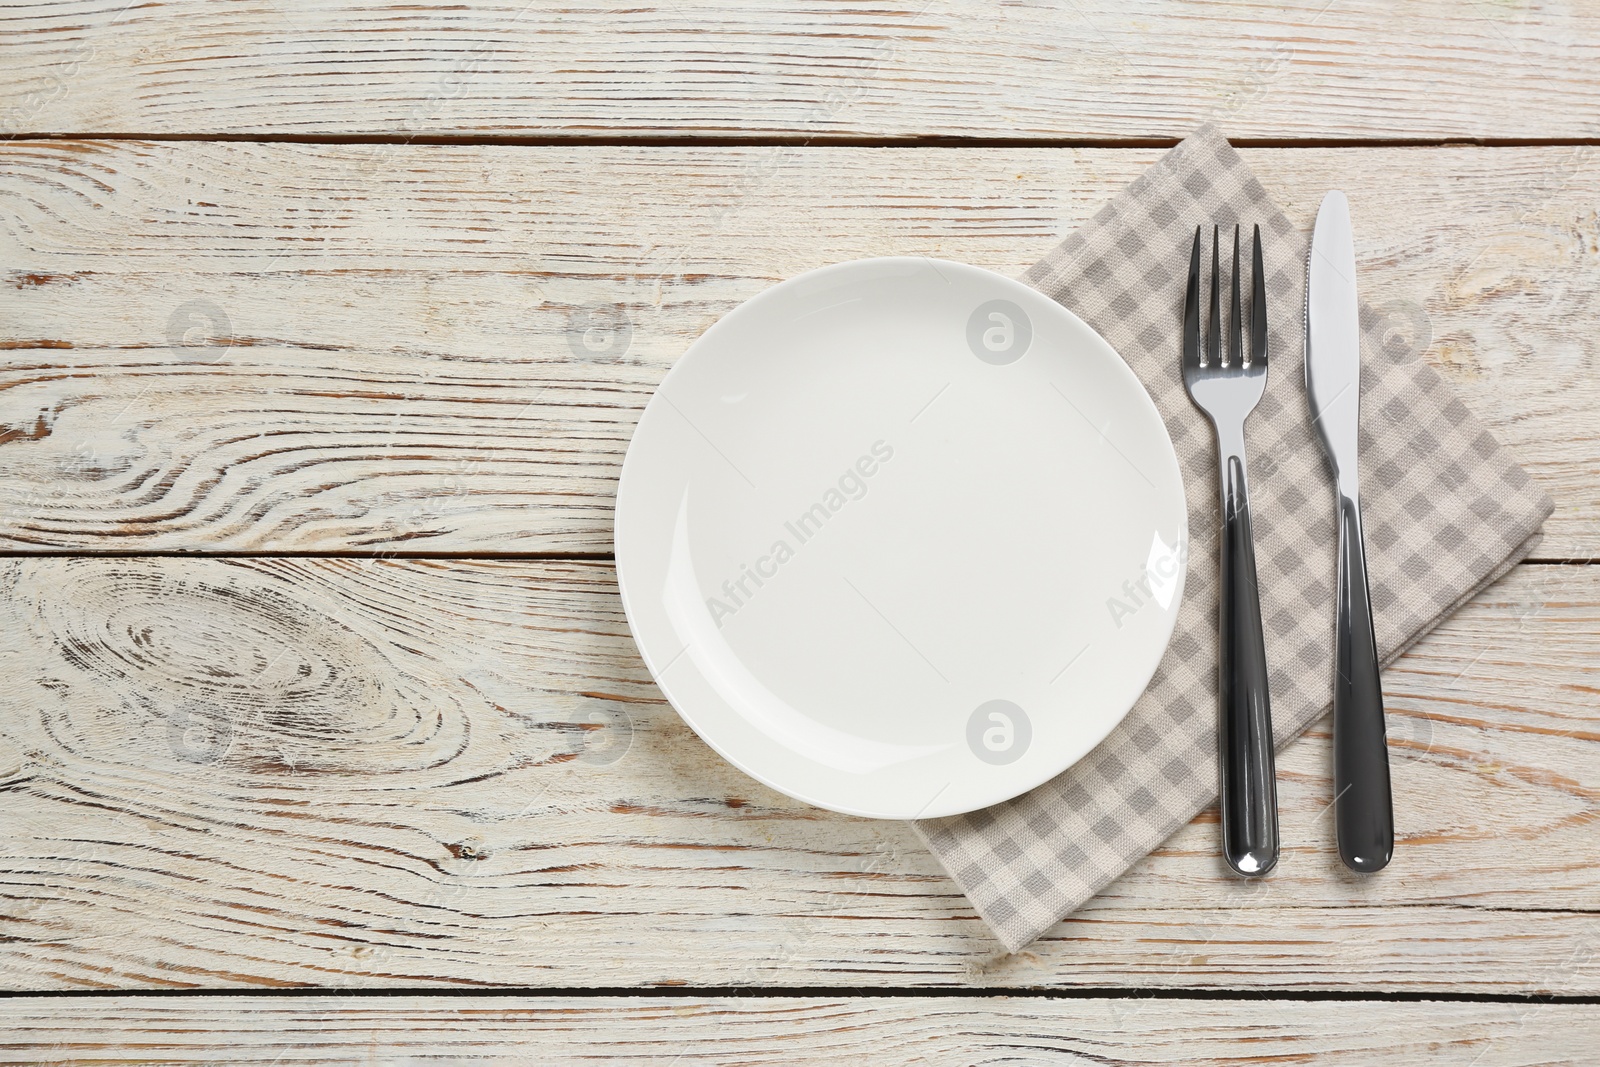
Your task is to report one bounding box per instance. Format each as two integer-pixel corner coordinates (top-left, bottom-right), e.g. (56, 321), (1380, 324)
(1219, 451), (1279, 876)
(1332, 490), (1393, 872)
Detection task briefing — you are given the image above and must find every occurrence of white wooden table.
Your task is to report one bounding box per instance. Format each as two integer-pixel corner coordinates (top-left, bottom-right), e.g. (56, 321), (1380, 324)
(1, 3), (1597, 1062)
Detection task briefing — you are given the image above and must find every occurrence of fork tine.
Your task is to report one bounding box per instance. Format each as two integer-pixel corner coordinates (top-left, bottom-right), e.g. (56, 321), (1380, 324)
(1250, 223), (1268, 367)
(1229, 224), (1242, 369)
(1207, 225), (1221, 369)
(1183, 225), (1202, 370)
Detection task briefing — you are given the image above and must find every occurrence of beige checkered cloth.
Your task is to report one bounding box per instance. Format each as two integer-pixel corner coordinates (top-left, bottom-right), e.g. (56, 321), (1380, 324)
(913, 125), (1553, 952)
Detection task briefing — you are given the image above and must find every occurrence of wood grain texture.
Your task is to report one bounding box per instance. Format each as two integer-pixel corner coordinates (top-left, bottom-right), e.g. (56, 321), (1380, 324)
(2, 1), (1599, 141)
(1, 557), (1594, 992)
(1, 143), (1595, 555)
(2, 995), (1598, 1065)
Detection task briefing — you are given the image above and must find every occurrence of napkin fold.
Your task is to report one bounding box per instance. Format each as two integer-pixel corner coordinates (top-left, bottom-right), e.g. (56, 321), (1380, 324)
(912, 125), (1554, 952)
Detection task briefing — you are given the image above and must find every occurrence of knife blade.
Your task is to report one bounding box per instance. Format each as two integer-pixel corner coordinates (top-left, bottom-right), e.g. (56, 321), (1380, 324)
(1306, 190), (1394, 873)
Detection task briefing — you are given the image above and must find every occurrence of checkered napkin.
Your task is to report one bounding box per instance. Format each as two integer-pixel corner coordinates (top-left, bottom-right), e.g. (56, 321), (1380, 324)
(912, 124), (1554, 952)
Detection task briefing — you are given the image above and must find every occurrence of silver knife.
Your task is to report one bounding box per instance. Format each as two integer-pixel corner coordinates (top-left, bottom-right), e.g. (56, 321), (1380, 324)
(1306, 191), (1394, 873)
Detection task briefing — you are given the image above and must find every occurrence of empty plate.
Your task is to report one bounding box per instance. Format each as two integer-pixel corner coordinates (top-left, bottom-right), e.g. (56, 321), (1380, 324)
(615, 257), (1186, 819)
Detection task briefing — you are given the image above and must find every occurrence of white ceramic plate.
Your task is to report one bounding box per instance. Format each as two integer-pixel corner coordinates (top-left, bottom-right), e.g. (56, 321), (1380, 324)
(615, 257), (1186, 819)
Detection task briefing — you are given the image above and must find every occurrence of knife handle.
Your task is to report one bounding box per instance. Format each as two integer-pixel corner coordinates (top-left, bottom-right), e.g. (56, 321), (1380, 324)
(1333, 491), (1394, 872)
(1219, 453), (1279, 877)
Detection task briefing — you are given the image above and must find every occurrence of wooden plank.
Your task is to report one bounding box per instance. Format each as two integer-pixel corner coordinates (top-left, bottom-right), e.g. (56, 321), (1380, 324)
(1, 143), (1595, 555)
(2, 995), (1598, 1065)
(3, 2), (1599, 141)
(0, 558), (1594, 992)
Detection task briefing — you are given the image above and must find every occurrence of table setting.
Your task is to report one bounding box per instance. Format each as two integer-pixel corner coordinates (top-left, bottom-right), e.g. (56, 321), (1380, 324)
(615, 125), (1552, 952)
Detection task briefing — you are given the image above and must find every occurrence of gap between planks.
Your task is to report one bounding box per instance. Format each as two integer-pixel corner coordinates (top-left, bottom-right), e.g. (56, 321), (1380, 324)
(7, 134), (1600, 150)
(3, 985), (1600, 1005)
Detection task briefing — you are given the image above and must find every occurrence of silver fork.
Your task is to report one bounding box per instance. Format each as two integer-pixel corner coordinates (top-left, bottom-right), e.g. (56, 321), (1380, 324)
(1182, 224), (1279, 877)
